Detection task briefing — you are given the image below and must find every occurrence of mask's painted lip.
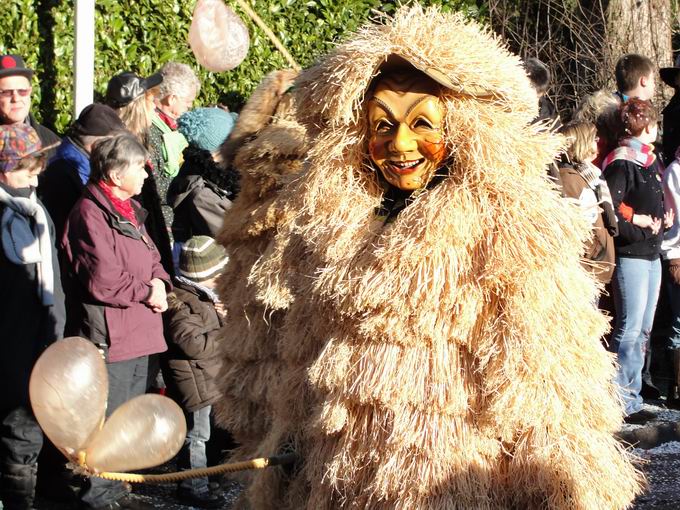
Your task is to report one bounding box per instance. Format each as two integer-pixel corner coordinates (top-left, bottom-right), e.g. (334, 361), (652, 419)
(386, 158), (425, 175)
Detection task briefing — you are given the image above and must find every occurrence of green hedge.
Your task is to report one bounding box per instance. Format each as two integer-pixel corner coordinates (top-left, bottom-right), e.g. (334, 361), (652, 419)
(1, 0), (483, 134)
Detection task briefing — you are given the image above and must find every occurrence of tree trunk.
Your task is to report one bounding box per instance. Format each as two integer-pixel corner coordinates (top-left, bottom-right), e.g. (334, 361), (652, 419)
(604, 0), (673, 100)
(486, 0), (674, 114)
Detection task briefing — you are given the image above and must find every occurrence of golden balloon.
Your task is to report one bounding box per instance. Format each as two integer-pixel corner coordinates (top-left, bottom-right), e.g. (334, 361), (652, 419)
(29, 337), (108, 459)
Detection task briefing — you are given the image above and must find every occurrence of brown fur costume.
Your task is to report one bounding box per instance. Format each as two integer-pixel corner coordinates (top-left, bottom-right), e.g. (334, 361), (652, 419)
(217, 6), (642, 509)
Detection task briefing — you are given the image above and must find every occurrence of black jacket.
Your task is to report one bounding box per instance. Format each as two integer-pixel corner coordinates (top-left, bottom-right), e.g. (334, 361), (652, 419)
(603, 158), (664, 259)
(38, 138), (89, 243)
(28, 113), (60, 160)
(663, 91), (680, 165)
(0, 183), (65, 410)
(162, 282), (224, 413)
(168, 175), (231, 243)
(167, 146), (239, 243)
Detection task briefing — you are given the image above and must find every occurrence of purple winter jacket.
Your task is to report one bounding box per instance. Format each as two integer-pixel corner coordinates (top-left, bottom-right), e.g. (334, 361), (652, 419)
(62, 183), (169, 362)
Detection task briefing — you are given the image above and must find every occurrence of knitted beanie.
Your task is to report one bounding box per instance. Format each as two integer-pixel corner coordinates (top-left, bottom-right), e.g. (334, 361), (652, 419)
(177, 107), (238, 153)
(179, 235), (229, 282)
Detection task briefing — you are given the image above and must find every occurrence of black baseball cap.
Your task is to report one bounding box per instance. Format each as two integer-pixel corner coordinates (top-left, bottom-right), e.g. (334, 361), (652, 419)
(105, 71), (163, 108)
(0, 54), (34, 80)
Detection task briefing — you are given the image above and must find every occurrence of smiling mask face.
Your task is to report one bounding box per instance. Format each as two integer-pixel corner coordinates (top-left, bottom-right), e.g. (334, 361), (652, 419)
(368, 72), (447, 191)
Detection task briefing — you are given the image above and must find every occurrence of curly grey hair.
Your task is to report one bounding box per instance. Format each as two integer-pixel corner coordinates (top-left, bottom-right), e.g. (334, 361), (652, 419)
(158, 62), (201, 100)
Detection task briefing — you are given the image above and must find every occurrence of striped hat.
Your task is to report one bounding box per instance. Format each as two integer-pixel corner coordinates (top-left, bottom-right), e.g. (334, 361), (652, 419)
(179, 236), (228, 282)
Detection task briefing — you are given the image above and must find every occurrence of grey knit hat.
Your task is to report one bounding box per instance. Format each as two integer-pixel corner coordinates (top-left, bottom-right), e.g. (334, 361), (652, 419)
(179, 236), (228, 282)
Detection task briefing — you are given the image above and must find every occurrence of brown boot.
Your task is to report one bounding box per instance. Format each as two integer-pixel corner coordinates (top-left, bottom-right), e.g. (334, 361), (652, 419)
(667, 350), (680, 409)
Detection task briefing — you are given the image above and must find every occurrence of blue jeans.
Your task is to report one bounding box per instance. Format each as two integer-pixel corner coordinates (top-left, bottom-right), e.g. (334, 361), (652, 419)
(177, 406), (212, 496)
(610, 256), (661, 415)
(80, 356), (148, 508)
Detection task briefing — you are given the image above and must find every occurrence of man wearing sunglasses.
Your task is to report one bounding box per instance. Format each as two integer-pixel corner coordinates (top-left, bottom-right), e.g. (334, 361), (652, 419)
(0, 54), (60, 159)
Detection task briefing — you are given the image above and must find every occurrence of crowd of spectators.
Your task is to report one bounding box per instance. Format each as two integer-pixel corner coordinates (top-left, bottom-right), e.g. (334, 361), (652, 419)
(0, 54), (238, 509)
(530, 53), (680, 426)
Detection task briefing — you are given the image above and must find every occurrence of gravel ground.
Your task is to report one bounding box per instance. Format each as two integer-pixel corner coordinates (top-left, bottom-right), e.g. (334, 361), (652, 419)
(32, 404), (680, 509)
(633, 441), (680, 509)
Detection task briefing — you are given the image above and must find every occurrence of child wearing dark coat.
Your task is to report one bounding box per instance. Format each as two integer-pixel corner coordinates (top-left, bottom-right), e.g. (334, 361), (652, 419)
(162, 235), (228, 509)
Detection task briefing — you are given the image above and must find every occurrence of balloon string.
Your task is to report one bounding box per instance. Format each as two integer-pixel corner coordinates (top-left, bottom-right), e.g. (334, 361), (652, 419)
(232, 0), (301, 71)
(93, 453), (296, 484)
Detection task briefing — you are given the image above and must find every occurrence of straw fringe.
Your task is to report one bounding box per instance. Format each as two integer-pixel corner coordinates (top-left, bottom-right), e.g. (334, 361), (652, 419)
(218, 4), (642, 509)
(214, 69), (309, 459)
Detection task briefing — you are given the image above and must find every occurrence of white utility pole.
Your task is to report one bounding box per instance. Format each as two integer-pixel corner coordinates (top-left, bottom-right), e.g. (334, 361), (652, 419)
(74, 0), (95, 118)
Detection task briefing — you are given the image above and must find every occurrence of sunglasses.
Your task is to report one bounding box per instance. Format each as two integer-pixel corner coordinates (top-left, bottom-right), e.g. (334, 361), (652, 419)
(0, 88), (32, 99)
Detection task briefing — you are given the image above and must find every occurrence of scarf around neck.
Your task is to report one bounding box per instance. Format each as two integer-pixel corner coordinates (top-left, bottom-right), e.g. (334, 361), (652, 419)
(97, 181), (139, 227)
(0, 185), (55, 305)
(601, 137), (657, 170)
(156, 108), (178, 130)
(175, 275), (220, 303)
(574, 161), (618, 236)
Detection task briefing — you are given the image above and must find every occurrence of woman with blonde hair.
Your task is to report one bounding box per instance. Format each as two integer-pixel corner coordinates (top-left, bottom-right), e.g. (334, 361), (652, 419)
(106, 71), (174, 277)
(558, 121), (618, 285)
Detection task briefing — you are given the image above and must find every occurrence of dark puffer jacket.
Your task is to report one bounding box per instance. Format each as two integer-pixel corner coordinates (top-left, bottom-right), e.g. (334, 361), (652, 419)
(167, 146), (239, 243)
(162, 281), (224, 412)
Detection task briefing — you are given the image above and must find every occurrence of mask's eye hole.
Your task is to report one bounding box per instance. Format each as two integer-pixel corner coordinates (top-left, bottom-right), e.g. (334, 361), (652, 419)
(413, 117), (434, 129)
(375, 119), (393, 133)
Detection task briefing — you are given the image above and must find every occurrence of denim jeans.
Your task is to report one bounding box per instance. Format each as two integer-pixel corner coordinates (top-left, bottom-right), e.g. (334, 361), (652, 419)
(610, 256), (661, 415)
(80, 356), (148, 508)
(177, 406), (212, 496)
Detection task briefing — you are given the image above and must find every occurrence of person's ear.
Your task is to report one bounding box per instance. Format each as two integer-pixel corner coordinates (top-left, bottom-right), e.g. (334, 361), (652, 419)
(108, 170), (124, 187)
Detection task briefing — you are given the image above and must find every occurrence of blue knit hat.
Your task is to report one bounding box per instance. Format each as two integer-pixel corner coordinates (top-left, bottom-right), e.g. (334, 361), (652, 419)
(177, 107), (238, 153)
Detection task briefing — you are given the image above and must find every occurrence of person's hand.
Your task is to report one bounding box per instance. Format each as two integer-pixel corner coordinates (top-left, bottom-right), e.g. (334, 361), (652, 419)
(145, 278), (168, 313)
(632, 213), (654, 228)
(650, 217), (662, 235)
(214, 300), (227, 317)
(665, 209), (675, 230)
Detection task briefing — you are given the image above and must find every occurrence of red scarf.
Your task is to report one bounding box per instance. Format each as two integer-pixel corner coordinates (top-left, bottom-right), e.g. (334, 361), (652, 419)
(156, 108), (177, 130)
(98, 181), (139, 227)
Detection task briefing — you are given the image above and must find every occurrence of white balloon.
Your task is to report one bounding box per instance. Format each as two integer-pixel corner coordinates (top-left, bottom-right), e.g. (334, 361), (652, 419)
(189, 0), (250, 72)
(84, 394), (187, 473)
(29, 337), (108, 459)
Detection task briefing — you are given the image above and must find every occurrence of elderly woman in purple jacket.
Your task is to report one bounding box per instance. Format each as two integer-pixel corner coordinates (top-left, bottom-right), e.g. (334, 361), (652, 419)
(62, 133), (169, 510)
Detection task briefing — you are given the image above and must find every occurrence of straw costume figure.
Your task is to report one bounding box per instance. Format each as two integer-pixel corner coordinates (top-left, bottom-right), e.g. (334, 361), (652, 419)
(216, 5), (642, 509)
(214, 69), (307, 452)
